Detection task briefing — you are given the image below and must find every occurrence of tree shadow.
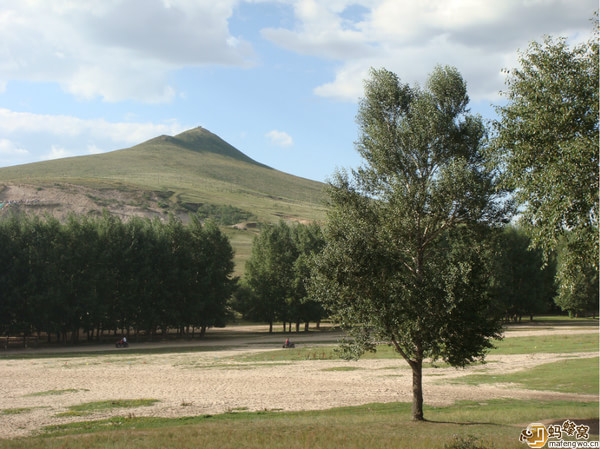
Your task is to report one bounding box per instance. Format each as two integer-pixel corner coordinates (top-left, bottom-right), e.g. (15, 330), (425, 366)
(422, 419), (505, 427)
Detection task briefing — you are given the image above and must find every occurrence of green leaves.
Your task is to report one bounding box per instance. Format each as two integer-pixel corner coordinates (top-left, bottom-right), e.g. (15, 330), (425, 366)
(312, 66), (503, 372)
(243, 221), (326, 329)
(490, 23), (599, 313)
(0, 212), (235, 339)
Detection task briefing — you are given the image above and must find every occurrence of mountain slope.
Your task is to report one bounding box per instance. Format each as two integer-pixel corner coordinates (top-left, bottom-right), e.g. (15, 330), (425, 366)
(0, 127), (327, 274)
(146, 127), (269, 167)
(0, 127), (326, 223)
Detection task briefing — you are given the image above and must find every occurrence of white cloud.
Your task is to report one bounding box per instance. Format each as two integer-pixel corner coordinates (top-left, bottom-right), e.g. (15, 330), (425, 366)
(0, 108), (189, 164)
(0, 138), (29, 156)
(261, 0), (377, 60)
(266, 130), (294, 148)
(262, 0), (597, 102)
(41, 145), (73, 161)
(0, 139), (29, 166)
(0, 138), (30, 167)
(0, 108), (187, 145)
(0, 0), (255, 103)
(87, 144), (104, 155)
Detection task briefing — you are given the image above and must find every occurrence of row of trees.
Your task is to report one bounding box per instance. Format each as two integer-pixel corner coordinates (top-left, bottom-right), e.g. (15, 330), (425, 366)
(239, 220), (559, 331)
(235, 221), (326, 333)
(0, 212), (235, 343)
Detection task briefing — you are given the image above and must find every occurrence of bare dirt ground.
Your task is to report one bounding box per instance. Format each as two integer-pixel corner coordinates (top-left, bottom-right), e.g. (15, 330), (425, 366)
(0, 324), (597, 439)
(0, 183), (167, 222)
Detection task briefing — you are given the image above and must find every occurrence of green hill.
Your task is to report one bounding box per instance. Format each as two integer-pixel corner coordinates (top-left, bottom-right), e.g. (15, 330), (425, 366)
(0, 127), (327, 273)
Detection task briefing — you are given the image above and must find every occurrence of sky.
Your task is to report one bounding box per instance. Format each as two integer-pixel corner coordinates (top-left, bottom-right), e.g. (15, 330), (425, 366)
(0, 0), (596, 183)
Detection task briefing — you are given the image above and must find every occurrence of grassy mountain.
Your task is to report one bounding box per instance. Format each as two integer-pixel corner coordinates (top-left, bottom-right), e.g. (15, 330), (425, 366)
(0, 127), (327, 273)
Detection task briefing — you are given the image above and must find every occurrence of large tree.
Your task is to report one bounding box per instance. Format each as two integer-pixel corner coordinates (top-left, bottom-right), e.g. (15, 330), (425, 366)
(310, 66), (505, 421)
(490, 25), (599, 309)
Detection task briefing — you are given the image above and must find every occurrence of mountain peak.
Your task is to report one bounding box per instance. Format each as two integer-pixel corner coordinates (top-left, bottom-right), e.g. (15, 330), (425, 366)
(141, 127), (267, 168)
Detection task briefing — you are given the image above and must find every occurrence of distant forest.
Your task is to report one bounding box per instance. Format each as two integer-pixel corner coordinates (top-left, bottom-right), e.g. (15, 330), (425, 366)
(0, 212), (236, 344)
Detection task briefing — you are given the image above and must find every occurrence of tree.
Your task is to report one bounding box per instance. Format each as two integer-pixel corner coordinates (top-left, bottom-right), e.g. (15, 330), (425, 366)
(554, 232), (599, 317)
(490, 24), (599, 306)
(290, 223), (326, 331)
(493, 226), (556, 321)
(188, 217), (237, 335)
(310, 66), (505, 421)
(242, 221), (326, 332)
(244, 222), (298, 332)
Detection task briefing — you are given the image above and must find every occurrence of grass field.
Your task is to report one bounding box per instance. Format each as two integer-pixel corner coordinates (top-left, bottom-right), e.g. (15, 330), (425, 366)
(449, 357), (599, 394)
(234, 332), (599, 362)
(0, 323), (597, 449)
(0, 399), (597, 449)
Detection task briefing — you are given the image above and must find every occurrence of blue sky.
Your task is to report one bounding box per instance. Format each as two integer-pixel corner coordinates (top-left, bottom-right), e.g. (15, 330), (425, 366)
(0, 0), (595, 182)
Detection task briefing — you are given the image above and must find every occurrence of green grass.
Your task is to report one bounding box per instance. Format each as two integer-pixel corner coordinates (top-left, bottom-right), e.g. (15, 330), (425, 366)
(321, 366), (363, 372)
(233, 333), (598, 364)
(0, 328), (597, 448)
(1, 332), (594, 364)
(525, 315), (599, 324)
(1, 408), (33, 415)
(448, 357), (599, 395)
(55, 399), (159, 417)
(0, 399), (596, 449)
(24, 389), (87, 397)
(490, 333), (598, 355)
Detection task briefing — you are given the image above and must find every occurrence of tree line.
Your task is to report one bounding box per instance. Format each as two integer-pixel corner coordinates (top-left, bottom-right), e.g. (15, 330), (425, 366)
(0, 212), (235, 344)
(234, 221), (326, 333)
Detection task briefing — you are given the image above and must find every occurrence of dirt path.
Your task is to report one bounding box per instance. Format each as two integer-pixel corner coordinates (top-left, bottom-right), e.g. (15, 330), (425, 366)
(0, 325), (597, 438)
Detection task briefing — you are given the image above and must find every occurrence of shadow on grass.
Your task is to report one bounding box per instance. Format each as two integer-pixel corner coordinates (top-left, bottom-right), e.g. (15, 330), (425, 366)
(423, 419), (505, 427)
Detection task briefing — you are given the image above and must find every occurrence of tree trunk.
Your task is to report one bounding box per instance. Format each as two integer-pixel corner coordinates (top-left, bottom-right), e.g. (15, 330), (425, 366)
(269, 321), (273, 333)
(410, 358), (424, 421)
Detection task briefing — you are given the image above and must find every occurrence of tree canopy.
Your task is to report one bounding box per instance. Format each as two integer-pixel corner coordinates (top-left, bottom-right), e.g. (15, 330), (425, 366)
(492, 226), (556, 321)
(241, 221), (325, 333)
(0, 212), (236, 343)
(310, 66), (506, 421)
(490, 23), (599, 311)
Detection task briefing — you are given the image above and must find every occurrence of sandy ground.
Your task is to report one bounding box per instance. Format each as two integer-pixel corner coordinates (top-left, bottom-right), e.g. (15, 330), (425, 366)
(0, 325), (597, 439)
